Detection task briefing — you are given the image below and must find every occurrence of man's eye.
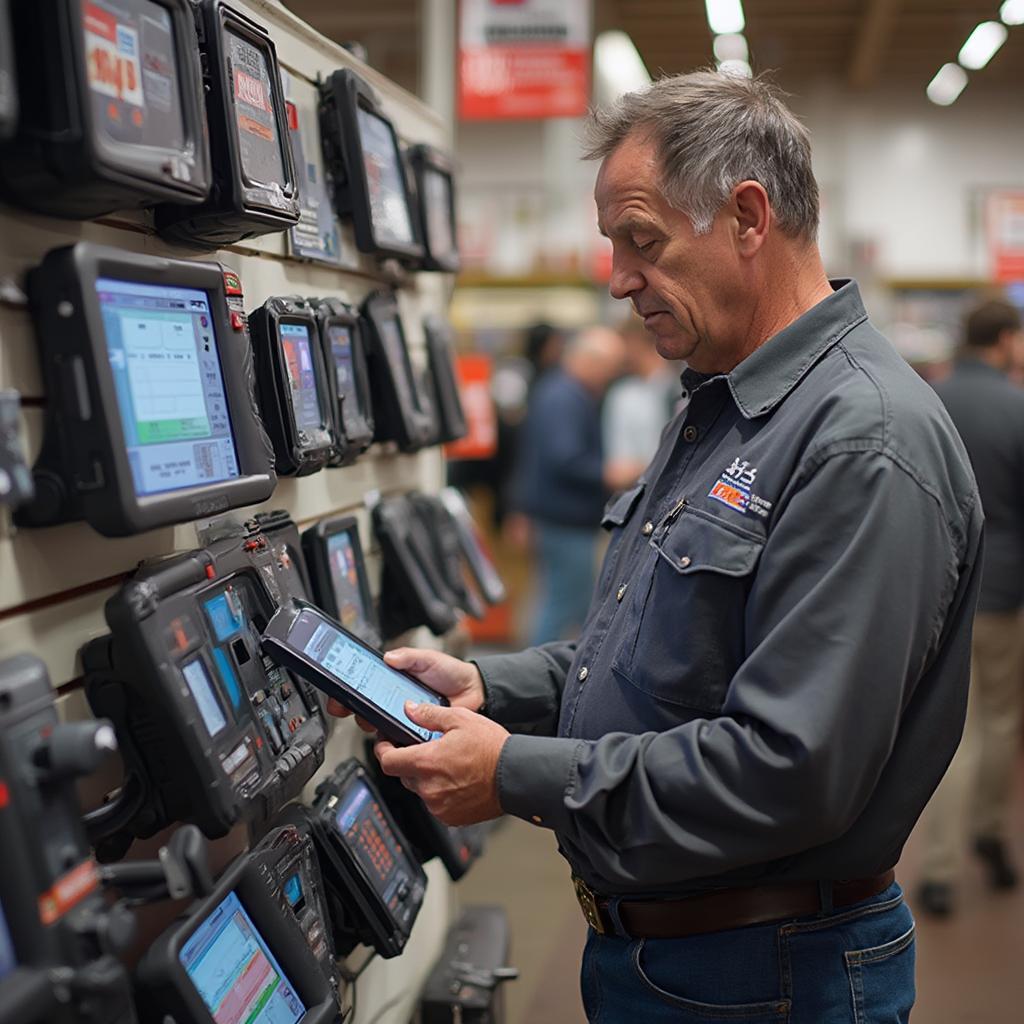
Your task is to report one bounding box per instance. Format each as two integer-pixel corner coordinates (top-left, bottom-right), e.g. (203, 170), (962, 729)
(636, 239), (657, 253)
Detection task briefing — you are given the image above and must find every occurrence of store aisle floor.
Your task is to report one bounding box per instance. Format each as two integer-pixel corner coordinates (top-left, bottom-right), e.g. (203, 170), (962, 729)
(456, 759), (1024, 1023)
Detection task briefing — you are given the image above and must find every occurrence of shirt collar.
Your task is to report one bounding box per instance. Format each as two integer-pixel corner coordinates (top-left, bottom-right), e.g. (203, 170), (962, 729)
(954, 353), (1007, 379)
(681, 279), (869, 420)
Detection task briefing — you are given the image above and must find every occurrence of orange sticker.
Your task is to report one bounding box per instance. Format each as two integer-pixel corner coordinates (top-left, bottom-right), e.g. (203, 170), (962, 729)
(38, 859), (100, 925)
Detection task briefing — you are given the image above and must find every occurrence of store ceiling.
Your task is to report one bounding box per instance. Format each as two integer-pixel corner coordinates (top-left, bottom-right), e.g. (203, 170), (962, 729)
(284, 1), (1022, 97)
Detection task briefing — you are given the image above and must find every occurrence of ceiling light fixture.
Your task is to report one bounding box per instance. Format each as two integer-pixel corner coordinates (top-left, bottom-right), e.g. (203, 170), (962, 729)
(713, 33), (749, 63)
(926, 63), (969, 106)
(705, 0), (745, 36)
(718, 59), (753, 78)
(1000, 0), (1024, 25)
(958, 21), (1008, 69)
(594, 30), (652, 106)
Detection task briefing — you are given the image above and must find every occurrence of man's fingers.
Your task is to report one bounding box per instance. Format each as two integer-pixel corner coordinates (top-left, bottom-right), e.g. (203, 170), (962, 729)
(405, 700), (461, 732)
(326, 697), (350, 717)
(383, 647), (437, 674)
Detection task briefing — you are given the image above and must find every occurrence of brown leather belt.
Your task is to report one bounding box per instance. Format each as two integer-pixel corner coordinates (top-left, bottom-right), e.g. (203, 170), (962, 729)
(573, 870), (896, 939)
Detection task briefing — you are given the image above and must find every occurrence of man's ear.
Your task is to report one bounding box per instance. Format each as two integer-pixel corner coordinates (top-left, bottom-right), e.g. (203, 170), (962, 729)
(732, 180), (771, 257)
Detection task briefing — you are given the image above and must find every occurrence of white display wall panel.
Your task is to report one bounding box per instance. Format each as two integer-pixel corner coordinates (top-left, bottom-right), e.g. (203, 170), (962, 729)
(0, 3), (455, 1021)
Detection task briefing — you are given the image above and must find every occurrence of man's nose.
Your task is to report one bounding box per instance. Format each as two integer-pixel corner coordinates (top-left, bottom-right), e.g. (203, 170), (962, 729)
(608, 254), (644, 302)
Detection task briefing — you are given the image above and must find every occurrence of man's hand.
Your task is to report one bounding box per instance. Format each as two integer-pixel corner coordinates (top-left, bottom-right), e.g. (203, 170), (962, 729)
(325, 647), (486, 728)
(373, 702), (510, 826)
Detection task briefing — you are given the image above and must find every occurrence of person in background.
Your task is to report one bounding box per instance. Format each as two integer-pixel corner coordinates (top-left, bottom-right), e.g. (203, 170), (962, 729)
(602, 315), (684, 492)
(917, 298), (1024, 916)
(524, 321), (566, 387)
(513, 326), (625, 645)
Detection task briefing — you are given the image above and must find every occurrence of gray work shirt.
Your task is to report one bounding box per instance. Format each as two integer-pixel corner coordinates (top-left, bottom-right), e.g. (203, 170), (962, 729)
(933, 357), (1024, 613)
(477, 281), (983, 897)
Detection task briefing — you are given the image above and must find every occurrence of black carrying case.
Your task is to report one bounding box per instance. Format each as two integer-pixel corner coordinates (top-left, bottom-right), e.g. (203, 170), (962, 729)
(416, 905), (516, 1024)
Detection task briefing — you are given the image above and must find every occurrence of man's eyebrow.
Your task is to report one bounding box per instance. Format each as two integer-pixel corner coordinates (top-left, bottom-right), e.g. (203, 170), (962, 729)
(600, 215), (659, 239)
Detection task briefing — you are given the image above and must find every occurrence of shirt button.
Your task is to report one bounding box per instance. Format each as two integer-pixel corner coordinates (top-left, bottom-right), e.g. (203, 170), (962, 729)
(578, 666), (589, 681)
(683, 425), (699, 442)
(642, 520), (654, 536)
(616, 583), (628, 602)
(679, 555), (691, 568)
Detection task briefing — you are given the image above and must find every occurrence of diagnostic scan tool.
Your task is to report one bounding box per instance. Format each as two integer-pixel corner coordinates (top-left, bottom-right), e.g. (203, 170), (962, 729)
(374, 494), (458, 639)
(295, 759), (427, 958)
(247, 819), (339, 996)
(362, 291), (434, 452)
(82, 524), (327, 849)
(0, 391), (33, 510)
(248, 297), (336, 477)
(302, 515), (381, 648)
(311, 298), (375, 466)
(0, 0), (17, 140)
(262, 602), (446, 748)
(319, 69), (423, 263)
(423, 316), (468, 444)
(407, 144), (460, 273)
(364, 747), (484, 883)
(0, 0), (210, 218)
(440, 487), (507, 606)
(0, 654), (136, 1024)
(409, 493), (485, 620)
(16, 244), (276, 536)
(134, 835), (337, 1024)
(156, 0), (299, 249)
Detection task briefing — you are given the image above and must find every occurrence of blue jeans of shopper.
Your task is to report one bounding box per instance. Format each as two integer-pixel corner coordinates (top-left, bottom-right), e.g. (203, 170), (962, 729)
(529, 521), (597, 646)
(580, 883), (915, 1023)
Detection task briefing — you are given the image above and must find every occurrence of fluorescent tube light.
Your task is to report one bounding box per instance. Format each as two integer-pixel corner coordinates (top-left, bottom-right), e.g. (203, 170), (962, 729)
(1000, 0), (1024, 25)
(713, 33), (749, 62)
(705, 0), (745, 36)
(718, 59), (753, 78)
(594, 30), (651, 106)
(958, 21), (1008, 69)
(926, 63), (968, 106)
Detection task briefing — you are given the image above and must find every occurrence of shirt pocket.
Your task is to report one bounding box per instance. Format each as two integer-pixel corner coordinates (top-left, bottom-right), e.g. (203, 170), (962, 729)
(611, 508), (764, 714)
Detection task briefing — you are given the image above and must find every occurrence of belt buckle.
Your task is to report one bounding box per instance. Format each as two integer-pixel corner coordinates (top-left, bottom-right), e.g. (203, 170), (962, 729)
(573, 875), (607, 935)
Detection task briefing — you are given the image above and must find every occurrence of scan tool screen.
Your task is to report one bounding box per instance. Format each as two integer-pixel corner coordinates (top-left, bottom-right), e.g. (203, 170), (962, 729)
(423, 166), (455, 264)
(0, 899), (15, 979)
(279, 323), (326, 432)
(327, 323), (356, 411)
(179, 890), (305, 1024)
(82, 0), (187, 154)
(356, 107), (414, 248)
(378, 316), (419, 414)
(96, 278), (241, 497)
(295, 613), (442, 742)
(228, 29), (286, 187)
(327, 529), (371, 633)
(181, 658), (228, 739)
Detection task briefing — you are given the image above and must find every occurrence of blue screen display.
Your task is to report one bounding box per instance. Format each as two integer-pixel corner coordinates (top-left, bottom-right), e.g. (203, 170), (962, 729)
(205, 589), (246, 642)
(0, 900), (15, 980)
(179, 890), (305, 1024)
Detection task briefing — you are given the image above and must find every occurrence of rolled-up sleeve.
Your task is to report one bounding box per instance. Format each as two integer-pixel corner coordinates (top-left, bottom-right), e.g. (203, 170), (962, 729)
(493, 447), (977, 889)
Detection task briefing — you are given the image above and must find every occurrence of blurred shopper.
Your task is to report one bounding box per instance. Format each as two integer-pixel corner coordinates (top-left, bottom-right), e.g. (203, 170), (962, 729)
(602, 316), (683, 491)
(336, 71), (981, 1024)
(513, 327), (624, 645)
(918, 299), (1024, 916)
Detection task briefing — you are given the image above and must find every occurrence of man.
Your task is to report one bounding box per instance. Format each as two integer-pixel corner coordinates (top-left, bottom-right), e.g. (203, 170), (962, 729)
(602, 315), (683, 492)
(336, 71), (981, 1020)
(512, 327), (625, 645)
(917, 299), (1024, 916)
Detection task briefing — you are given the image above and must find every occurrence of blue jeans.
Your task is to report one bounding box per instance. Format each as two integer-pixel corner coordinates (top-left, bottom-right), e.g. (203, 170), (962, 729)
(580, 883), (915, 1023)
(529, 521), (597, 646)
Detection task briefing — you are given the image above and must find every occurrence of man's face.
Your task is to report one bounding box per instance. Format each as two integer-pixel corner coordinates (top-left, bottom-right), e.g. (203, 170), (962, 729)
(595, 132), (746, 373)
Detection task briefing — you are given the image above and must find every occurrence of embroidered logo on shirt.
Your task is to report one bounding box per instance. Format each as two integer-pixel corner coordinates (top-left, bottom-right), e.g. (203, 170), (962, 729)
(708, 458), (773, 519)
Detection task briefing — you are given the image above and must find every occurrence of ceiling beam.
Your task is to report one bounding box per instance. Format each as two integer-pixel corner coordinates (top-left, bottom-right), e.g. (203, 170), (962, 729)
(847, 0), (903, 90)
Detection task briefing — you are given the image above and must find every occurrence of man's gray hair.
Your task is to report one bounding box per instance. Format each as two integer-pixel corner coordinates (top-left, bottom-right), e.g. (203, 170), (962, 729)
(584, 70), (819, 240)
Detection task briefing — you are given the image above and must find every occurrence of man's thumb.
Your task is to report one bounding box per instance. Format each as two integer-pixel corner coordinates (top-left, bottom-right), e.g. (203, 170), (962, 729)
(405, 700), (455, 732)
